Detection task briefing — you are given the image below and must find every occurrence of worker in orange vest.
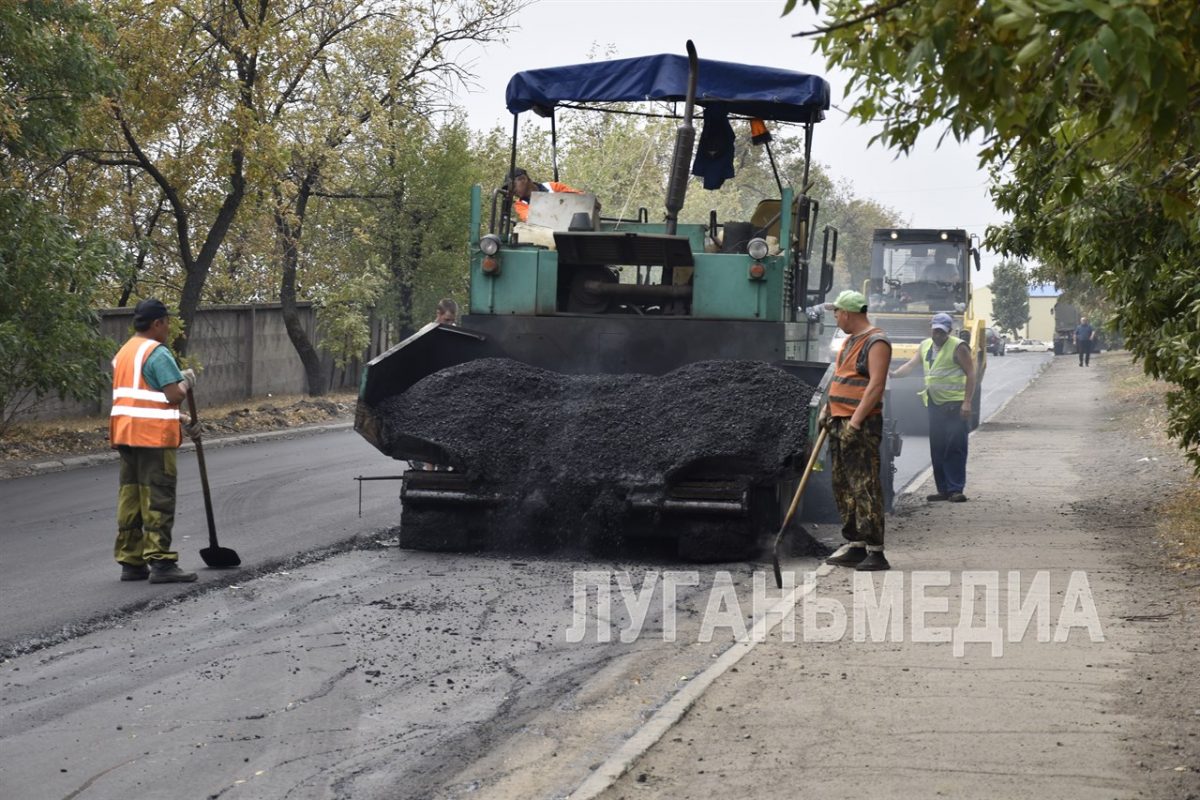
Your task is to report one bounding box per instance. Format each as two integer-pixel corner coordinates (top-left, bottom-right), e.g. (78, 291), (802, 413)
(507, 168), (580, 223)
(109, 298), (200, 583)
(820, 290), (893, 571)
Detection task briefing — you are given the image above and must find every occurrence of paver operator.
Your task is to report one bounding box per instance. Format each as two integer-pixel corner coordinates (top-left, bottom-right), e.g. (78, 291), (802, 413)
(507, 167), (580, 223)
(821, 290), (893, 572)
(109, 298), (200, 584)
(890, 312), (976, 503)
(434, 298), (459, 326)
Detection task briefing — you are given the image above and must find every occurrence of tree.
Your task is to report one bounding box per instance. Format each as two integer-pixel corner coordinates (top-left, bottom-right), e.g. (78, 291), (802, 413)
(788, 0), (1200, 471)
(267, 1), (524, 393)
(0, 0), (119, 433)
(366, 117), (487, 336)
(989, 260), (1030, 338)
(75, 0), (524, 391)
(0, 193), (116, 432)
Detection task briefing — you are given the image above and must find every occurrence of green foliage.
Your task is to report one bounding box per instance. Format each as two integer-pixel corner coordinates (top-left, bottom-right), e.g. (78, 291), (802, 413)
(988, 260), (1030, 337)
(73, 0), (525, 358)
(795, 0), (1200, 471)
(316, 261), (387, 369)
(362, 116), (485, 334)
(0, 0), (117, 164)
(0, 191), (116, 433)
(0, 0), (120, 432)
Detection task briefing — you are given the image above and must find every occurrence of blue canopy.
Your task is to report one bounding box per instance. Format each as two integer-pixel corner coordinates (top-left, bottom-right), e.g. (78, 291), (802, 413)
(506, 53), (830, 124)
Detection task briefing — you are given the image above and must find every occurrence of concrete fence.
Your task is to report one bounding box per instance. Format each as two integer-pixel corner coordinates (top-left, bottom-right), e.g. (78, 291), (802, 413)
(30, 302), (393, 421)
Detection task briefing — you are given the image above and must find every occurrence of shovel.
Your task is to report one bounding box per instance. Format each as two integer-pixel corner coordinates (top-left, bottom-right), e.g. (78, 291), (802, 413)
(186, 388), (241, 568)
(772, 425), (828, 589)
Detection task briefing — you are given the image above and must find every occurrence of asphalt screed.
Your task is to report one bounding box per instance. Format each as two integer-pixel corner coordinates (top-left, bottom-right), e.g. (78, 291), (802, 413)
(374, 359), (817, 554)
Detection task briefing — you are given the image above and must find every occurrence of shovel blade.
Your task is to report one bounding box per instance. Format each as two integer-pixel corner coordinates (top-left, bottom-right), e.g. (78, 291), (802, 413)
(200, 545), (241, 568)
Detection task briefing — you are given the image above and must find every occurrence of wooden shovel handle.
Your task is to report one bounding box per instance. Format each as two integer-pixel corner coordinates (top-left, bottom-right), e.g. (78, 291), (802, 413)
(184, 388), (220, 550)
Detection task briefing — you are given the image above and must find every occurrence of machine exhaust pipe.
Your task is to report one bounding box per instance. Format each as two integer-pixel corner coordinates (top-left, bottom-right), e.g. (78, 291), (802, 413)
(664, 41), (698, 236)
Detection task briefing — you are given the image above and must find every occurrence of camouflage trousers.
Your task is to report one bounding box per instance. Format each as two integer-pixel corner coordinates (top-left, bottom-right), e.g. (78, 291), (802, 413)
(115, 446), (179, 565)
(828, 415), (885, 548)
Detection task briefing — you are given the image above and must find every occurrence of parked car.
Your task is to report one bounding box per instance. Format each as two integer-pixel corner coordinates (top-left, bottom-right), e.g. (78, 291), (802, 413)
(1008, 338), (1050, 353)
(985, 327), (1006, 356)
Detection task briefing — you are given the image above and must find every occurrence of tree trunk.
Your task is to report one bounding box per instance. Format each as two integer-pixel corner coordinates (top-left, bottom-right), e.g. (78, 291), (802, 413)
(276, 174), (326, 397)
(388, 182), (417, 338)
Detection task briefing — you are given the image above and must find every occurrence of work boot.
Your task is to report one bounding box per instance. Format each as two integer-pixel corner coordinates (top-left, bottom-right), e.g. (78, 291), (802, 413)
(120, 563), (149, 581)
(856, 550), (891, 571)
(948, 492), (968, 503)
(926, 492), (949, 502)
(825, 544), (867, 567)
(148, 561), (197, 583)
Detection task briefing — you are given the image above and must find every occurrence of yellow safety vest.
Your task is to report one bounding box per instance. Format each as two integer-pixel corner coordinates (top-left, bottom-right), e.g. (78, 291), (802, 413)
(919, 337), (967, 406)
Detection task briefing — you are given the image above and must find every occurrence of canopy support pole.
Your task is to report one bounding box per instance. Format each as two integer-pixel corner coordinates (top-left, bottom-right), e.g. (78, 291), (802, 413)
(765, 140), (784, 197)
(551, 112), (560, 182)
(801, 121), (814, 192)
(503, 114), (519, 240)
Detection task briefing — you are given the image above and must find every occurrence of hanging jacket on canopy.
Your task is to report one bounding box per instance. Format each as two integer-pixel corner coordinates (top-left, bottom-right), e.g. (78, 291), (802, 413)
(828, 327), (889, 418)
(110, 336), (182, 449)
(919, 337), (968, 406)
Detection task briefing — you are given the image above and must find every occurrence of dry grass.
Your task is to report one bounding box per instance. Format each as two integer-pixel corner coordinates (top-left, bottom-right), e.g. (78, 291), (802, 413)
(0, 389), (358, 463)
(1107, 353), (1175, 448)
(1105, 353), (1200, 573)
(1159, 484), (1200, 573)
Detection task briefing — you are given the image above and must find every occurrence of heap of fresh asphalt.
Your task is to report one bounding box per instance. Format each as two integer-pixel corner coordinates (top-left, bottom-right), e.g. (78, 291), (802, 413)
(373, 358), (817, 549)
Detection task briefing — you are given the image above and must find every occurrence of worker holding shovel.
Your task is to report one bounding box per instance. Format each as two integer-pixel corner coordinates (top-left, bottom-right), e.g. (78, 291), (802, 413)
(109, 298), (200, 584)
(821, 290), (893, 571)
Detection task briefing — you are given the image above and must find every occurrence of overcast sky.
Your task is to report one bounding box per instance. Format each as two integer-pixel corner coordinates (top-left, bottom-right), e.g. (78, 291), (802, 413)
(449, 0), (1006, 282)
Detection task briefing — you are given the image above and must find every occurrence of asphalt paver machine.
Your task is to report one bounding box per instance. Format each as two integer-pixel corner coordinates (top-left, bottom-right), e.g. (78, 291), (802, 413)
(356, 43), (900, 559)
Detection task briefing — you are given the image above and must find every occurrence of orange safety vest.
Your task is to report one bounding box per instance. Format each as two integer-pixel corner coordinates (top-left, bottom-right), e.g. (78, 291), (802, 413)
(828, 326), (888, 418)
(110, 336), (182, 449)
(513, 181), (579, 222)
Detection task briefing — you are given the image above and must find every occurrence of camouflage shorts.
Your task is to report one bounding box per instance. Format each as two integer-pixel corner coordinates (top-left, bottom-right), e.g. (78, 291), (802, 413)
(828, 415), (884, 547)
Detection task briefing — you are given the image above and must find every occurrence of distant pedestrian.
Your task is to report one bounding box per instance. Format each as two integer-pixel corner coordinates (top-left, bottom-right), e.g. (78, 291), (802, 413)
(434, 298), (458, 326)
(109, 299), (200, 583)
(821, 290), (893, 571)
(1074, 317), (1096, 366)
(890, 312), (977, 503)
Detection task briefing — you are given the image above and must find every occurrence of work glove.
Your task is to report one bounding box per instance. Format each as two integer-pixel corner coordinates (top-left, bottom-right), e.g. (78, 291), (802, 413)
(838, 419), (862, 443)
(180, 368), (197, 393)
(181, 419), (203, 441)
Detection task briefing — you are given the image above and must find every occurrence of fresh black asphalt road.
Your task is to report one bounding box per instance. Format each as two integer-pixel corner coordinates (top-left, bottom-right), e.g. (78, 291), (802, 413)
(0, 428), (400, 653)
(0, 352), (1051, 656)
